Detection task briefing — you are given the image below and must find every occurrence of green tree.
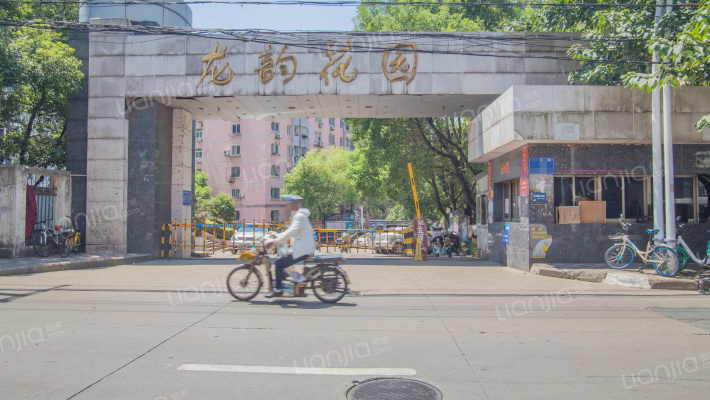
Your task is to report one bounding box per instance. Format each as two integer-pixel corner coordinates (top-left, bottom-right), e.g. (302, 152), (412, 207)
(209, 193), (236, 222)
(0, 3), (83, 168)
(284, 147), (360, 221)
(194, 171), (213, 215)
(623, 1), (710, 130)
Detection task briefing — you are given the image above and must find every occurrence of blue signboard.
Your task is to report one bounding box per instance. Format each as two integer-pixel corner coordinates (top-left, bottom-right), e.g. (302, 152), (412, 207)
(183, 190), (191, 206)
(529, 157), (555, 175)
(532, 192), (547, 203)
(502, 224), (510, 245)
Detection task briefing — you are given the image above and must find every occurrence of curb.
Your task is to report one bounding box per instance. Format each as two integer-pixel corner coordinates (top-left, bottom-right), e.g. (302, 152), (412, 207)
(0, 254), (154, 276)
(531, 263), (702, 291)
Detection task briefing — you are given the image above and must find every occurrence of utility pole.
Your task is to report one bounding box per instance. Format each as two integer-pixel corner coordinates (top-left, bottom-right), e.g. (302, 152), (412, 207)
(663, 0), (677, 242)
(652, 0), (665, 241)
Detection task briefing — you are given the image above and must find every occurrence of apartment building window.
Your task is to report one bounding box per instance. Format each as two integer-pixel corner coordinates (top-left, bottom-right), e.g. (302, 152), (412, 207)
(231, 145), (240, 156)
(271, 210), (280, 222)
(345, 122), (350, 130)
(231, 189), (241, 199)
(301, 147), (307, 156)
(329, 134), (335, 145)
(235, 210), (240, 221)
(329, 118), (335, 127)
(195, 149), (202, 159)
(287, 125), (292, 136)
(340, 119), (344, 128)
(231, 167), (240, 178)
(271, 188), (280, 199)
(287, 167), (293, 173)
(315, 118), (322, 124)
(271, 143), (280, 155)
(340, 137), (343, 146)
(271, 165), (280, 177)
(232, 124), (240, 135)
(196, 129), (202, 141)
(288, 146), (292, 156)
(270, 122), (279, 133)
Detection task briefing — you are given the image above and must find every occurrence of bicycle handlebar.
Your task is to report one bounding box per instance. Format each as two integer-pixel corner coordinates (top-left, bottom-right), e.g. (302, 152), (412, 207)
(619, 214), (631, 231)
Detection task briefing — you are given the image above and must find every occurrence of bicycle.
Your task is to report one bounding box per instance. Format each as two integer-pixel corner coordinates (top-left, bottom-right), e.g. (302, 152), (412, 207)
(226, 244), (350, 303)
(604, 215), (681, 277)
(675, 222), (710, 271)
(60, 217), (82, 258)
(33, 219), (70, 257)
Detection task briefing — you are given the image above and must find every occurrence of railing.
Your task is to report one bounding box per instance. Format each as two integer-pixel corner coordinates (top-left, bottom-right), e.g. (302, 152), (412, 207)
(159, 222), (417, 258)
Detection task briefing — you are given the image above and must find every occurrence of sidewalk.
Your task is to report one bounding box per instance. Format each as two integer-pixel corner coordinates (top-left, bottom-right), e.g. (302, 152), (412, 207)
(0, 253), (153, 276)
(531, 262), (710, 291)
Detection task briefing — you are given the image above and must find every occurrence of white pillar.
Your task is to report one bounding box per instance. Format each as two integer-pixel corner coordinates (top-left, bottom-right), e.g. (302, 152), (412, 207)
(652, 0), (665, 240)
(171, 109), (194, 258)
(663, 0), (676, 241)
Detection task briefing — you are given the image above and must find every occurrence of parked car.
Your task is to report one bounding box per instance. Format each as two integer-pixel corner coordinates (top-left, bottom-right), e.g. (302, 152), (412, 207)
(231, 227), (272, 247)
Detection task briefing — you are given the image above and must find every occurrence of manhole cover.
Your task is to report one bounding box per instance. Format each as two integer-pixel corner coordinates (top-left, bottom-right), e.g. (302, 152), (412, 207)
(346, 377), (442, 400)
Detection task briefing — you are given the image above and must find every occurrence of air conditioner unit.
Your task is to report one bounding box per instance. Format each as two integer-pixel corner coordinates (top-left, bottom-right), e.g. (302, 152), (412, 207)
(275, 133), (282, 139)
(318, 122), (323, 127)
(239, 193), (245, 198)
(228, 177), (234, 183)
(195, 158), (201, 163)
(196, 137), (202, 142)
(223, 150), (230, 156)
(301, 133), (308, 138)
(330, 125), (335, 130)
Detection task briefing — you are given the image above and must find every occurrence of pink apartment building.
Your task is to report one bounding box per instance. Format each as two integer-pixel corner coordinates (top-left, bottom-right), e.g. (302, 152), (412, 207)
(196, 118), (354, 222)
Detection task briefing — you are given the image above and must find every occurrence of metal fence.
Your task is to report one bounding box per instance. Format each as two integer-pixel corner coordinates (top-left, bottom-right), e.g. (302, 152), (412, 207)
(159, 220), (417, 259)
(25, 174), (56, 246)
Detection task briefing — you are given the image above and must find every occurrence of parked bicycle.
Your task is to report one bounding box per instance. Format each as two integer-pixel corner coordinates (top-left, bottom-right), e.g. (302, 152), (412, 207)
(226, 243), (350, 303)
(33, 219), (69, 257)
(675, 221), (710, 271)
(604, 215), (680, 277)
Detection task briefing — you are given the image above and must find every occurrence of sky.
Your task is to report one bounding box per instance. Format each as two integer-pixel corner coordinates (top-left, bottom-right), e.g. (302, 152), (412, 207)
(190, 1), (359, 31)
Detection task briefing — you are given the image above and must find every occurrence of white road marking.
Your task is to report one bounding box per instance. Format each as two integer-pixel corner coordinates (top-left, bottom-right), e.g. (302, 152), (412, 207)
(178, 364), (416, 376)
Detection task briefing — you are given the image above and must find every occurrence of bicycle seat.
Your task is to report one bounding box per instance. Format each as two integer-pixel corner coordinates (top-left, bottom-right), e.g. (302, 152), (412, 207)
(645, 229), (659, 235)
(314, 254), (342, 263)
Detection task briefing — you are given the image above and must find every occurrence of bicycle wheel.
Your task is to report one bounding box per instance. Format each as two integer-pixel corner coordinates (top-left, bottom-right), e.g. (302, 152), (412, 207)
(676, 245), (690, 271)
(60, 234), (74, 258)
(312, 267), (348, 303)
(33, 231), (53, 257)
(651, 247), (680, 277)
(604, 244), (634, 269)
(226, 264), (263, 301)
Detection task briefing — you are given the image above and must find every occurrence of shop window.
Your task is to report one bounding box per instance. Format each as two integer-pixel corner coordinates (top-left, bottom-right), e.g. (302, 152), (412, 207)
(675, 177), (694, 222)
(601, 176), (623, 219)
(624, 177), (645, 220)
(554, 177), (573, 207)
(575, 177), (595, 201)
(699, 177), (710, 222)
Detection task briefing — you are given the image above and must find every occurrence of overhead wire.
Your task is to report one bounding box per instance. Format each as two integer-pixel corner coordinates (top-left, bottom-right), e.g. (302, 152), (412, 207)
(4, 0), (701, 8)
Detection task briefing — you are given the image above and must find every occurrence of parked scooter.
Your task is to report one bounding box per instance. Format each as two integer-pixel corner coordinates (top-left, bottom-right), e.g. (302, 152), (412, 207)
(432, 231), (461, 257)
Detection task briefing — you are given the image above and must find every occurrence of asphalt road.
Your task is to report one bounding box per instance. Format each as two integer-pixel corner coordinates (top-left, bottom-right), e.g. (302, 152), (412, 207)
(1, 255), (709, 400)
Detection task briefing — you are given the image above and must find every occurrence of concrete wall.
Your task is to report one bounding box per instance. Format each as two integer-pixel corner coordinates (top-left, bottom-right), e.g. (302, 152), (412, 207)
(0, 166), (71, 258)
(469, 86), (710, 163)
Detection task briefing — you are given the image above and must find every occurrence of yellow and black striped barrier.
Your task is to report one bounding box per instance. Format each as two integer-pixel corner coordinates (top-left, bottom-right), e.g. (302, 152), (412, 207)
(402, 227), (414, 256)
(160, 223), (172, 259)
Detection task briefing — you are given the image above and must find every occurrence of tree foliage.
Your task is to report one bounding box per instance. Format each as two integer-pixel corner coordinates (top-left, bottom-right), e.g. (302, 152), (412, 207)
(355, 0), (518, 32)
(209, 193), (236, 222)
(283, 147), (359, 221)
(0, 2), (83, 168)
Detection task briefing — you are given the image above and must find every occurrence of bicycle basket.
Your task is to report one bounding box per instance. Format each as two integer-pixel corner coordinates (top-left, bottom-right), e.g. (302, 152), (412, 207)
(608, 233), (625, 240)
(237, 251), (256, 262)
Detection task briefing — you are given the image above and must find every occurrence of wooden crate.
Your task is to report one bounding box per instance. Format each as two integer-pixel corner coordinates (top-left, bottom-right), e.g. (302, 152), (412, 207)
(579, 201), (606, 223)
(556, 206), (580, 224)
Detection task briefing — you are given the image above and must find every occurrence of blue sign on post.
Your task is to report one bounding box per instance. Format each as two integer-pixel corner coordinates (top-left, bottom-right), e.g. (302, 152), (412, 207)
(502, 223), (510, 245)
(532, 192), (547, 203)
(183, 190), (191, 206)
